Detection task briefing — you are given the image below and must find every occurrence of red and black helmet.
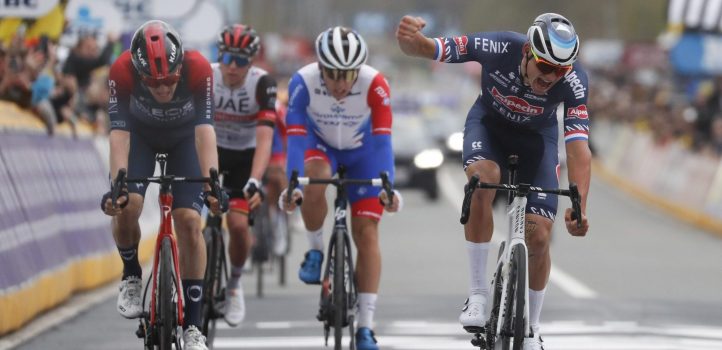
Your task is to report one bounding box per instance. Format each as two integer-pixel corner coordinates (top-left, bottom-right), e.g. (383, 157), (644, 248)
(130, 20), (184, 79)
(216, 24), (260, 57)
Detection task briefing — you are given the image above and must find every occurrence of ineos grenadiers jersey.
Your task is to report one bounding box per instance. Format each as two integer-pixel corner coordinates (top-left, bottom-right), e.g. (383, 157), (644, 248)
(211, 63), (277, 151)
(434, 31), (590, 143)
(108, 50), (213, 142)
(285, 63), (393, 178)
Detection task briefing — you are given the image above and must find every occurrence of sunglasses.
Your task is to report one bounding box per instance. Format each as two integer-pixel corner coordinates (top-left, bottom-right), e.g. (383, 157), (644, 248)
(219, 52), (251, 67)
(529, 49), (572, 77)
(141, 71), (181, 88)
(321, 67), (359, 82)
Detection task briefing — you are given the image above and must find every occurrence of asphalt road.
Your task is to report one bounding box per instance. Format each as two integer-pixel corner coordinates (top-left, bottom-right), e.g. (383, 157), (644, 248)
(6, 162), (722, 350)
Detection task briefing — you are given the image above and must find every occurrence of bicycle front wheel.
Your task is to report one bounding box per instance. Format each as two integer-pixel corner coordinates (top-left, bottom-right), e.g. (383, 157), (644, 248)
(332, 229), (346, 350)
(201, 226), (225, 347)
(158, 237), (179, 350)
(501, 244), (527, 350)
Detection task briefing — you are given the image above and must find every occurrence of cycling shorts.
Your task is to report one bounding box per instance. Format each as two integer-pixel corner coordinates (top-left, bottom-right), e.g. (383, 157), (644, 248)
(462, 101), (560, 221)
(304, 133), (385, 221)
(127, 133), (205, 213)
(218, 146), (254, 213)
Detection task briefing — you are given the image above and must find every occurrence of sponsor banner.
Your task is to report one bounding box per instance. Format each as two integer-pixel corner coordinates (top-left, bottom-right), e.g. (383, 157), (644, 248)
(0, 133), (113, 292)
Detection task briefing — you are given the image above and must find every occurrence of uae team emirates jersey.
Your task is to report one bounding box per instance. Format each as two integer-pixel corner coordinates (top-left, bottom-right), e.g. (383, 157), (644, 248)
(211, 63), (277, 151)
(108, 50), (213, 141)
(434, 31), (590, 143)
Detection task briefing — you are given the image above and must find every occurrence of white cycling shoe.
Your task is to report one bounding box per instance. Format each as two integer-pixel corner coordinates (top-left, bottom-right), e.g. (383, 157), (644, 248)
(182, 325), (208, 350)
(224, 285), (246, 327)
(272, 213), (288, 256)
(523, 334), (544, 350)
(459, 294), (488, 332)
(117, 276), (143, 319)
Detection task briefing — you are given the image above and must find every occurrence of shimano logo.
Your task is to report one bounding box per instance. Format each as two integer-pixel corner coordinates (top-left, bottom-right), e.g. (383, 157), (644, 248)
(564, 71), (586, 99)
(491, 87), (543, 115)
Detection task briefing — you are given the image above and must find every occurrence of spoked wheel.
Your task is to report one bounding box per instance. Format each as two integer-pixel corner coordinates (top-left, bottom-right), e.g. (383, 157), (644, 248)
(158, 237), (179, 350)
(343, 232), (357, 350)
(500, 244), (526, 350)
(201, 225), (226, 348)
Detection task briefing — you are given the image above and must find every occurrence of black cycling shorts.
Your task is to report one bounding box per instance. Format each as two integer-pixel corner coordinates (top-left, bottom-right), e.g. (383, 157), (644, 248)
(218, 147), (254, 200)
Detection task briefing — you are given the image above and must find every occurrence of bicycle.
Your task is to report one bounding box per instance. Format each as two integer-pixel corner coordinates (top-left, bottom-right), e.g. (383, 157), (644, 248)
(459, 155), (582, 350)
(287, 167), (394, 350)
(110, 154), (223, 350)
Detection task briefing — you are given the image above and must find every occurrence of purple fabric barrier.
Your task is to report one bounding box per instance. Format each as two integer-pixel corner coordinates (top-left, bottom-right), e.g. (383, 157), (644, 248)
(0, 132), (113, 291)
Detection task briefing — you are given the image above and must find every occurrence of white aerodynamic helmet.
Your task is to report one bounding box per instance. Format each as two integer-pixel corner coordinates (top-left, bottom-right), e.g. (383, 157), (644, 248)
(527, 13), (580, 66)
(315, 26), (368, 70)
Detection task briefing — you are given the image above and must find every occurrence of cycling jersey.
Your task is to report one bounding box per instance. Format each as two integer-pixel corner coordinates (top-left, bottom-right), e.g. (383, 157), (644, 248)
(434, 31), (591, 220)
(286, 63), (394, 219)
(107, 50), (213, 212)
(211, 63), (277, 151)
(434, 31), (590, 141)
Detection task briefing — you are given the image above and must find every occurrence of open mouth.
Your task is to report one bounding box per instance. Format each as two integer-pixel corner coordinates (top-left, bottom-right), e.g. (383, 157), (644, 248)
(533, 77), (553, 91)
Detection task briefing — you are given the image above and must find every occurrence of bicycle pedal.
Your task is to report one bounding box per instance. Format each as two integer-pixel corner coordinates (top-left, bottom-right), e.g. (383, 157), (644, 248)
(470, 333), (487, 348)
(135, 322), (146, 339)
(463, 325), (485, 334)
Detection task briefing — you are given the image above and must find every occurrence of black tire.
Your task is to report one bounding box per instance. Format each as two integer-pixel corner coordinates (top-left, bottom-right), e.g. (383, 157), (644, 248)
(158, 237), (177, 350)
(343, 235), (357, 350)
(256, 259), (264, 298)
(333, 229), (346, 350)
(278, 254), (286, 286)
(500, 244), (526, 350)
(511, 245), (527, 350)
(486, 263), (503, 349)
(201, 225), (224, 347)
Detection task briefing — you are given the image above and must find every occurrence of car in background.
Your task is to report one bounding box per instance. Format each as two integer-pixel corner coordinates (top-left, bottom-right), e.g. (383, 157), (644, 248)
(392, 115), (444, 200)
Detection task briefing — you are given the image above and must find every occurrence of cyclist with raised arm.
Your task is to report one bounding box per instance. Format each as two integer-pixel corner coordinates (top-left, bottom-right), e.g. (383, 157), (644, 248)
(100, 20), (225, 350)
(210, 23), (277, 326)
(280, 26), (401, 350)
(397, 13), (591, 350)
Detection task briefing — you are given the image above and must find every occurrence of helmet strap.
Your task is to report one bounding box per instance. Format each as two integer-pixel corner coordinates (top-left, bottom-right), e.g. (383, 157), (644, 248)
(521, 45), (532, 87)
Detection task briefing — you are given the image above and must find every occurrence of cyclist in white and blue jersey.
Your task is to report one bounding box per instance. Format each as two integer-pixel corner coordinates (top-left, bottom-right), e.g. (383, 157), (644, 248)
(397, 13), (591, 350)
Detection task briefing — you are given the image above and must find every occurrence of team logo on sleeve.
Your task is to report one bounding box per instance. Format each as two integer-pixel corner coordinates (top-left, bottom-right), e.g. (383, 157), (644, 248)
(453, 36), (468, 55)
(566, 105), (589, 119)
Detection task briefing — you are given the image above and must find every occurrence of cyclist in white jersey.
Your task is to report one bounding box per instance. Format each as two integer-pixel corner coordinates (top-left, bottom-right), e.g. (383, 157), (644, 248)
(280, 27), (401, 350)
(211, 24), (277, 326)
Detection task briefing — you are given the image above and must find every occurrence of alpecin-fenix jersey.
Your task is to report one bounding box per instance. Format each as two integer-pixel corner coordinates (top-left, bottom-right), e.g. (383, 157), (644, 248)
(211, 63), (277, 151)
(285, 63), (393, 178)
(433, 31), (590, 143)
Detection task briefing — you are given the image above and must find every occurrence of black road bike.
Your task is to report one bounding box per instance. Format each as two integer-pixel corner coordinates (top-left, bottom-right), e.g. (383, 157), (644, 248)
(288, 167), (394, 350)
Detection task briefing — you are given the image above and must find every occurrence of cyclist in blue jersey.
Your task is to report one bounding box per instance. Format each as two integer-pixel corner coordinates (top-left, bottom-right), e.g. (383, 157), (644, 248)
(397, 13), (591, 350)
(101, 20), (226, 350)
(280, 26), (401, 350)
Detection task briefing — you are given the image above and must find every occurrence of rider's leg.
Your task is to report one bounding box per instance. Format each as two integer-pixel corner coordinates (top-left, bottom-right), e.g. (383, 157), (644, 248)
(226, 209), (252, 286)
(113, 193), (144, 279)
(350, 215), (381, 329)
(300, 159), (331, 250)
(524, 213), (553, 334)
(173, 208), (206, 330)
(464, 159), (500, 296)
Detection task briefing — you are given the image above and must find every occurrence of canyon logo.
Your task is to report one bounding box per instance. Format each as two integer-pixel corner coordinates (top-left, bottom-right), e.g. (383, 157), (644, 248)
(491, 87), (543, 115)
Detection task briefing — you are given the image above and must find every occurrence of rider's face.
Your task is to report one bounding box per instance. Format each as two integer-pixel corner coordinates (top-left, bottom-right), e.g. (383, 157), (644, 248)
(147, 82), (178, 103)
(219, 52), (252, 87)
(321, 67), (358, 100)
(523, 44), (569, 95)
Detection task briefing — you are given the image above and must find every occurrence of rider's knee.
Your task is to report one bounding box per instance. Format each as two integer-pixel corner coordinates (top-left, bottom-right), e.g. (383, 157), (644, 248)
(226, 212), (249, 236)
(351, 217), (380, 246)
(524, 218), (552, 253)
(172, 209), (202, 238)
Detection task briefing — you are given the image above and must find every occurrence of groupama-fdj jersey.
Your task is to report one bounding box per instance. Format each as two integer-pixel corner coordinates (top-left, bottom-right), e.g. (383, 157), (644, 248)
(211, 63), (277, 209)
(108, 50), (213, 212)
(434, 31), (590, 221)
(286, 63), (394, 220)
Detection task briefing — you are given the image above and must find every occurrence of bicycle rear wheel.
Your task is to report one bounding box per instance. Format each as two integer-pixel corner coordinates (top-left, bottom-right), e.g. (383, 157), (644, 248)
(501, 244), (526, 350)
(158, 237), (178, 350)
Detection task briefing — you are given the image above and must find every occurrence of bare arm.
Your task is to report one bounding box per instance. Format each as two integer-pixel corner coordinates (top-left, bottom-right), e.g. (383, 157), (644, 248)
(396, 15), (437, 59)
(109, 129), (130, 178)
(195, 124), (219, 190)
(565, 139), (592, 236)
(251, 125), (273, 180)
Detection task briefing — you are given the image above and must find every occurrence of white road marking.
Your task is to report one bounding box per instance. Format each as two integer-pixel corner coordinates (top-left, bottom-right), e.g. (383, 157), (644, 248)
(438, 166), (598, 299)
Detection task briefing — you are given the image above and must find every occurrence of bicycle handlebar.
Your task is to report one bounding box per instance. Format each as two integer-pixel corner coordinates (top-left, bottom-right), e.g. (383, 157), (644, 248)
(287, 170), (394, 206)
(111, 167), (224, 208)
(460, 175), (582, 228)
(111, 168), (127, 209)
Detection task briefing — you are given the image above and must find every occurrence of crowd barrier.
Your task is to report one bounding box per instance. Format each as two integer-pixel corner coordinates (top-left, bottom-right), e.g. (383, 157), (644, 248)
(592, 119), (722, 235)
(0, 102), (157, 336)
